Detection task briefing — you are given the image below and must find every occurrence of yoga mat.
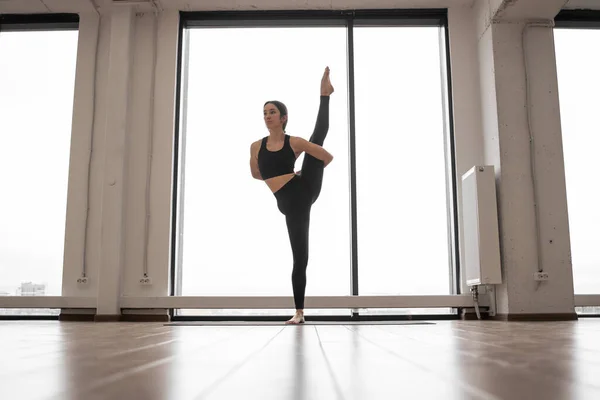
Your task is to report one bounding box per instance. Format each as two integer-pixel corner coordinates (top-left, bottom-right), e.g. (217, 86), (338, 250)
(165, 321), (435, 326)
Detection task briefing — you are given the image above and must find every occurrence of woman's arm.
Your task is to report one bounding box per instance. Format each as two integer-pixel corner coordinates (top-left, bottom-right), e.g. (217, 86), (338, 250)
(249, 141), (263, 180)
(291, 137), (334, 167)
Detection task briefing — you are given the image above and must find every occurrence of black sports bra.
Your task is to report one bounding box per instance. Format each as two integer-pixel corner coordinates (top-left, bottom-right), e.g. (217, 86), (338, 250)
(258, 134), (296, 180)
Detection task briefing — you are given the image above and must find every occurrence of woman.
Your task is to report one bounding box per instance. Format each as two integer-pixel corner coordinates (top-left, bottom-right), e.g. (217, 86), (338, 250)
(249, 67), (335, 324)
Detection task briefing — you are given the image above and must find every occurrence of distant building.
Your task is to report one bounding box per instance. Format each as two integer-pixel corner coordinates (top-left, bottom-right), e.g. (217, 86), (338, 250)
(18, 282), (46, 296)
(0, 282), (58, 316)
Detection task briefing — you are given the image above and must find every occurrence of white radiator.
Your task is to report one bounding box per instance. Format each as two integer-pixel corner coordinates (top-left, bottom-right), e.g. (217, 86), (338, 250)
(462, 166), (502, 286)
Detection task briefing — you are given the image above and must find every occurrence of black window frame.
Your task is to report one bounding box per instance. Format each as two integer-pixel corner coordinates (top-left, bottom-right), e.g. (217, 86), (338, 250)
(555, 9), (600, 29)
(170, 9), (460, 320)
(0, 13), (79, 32)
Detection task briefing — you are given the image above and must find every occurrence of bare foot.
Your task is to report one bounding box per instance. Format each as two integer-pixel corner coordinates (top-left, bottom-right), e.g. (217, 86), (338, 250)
(321, 66), (334, 96)
(285, 312), (305, 325)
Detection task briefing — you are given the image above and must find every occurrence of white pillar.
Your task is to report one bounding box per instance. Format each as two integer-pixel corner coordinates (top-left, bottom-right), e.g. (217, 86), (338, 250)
(62, 12), (101, 298)
(476, 15), (576, 318)
(121, 10), (180, 314)
(96, 5), (135, 317)
(146, 10), (180, 298)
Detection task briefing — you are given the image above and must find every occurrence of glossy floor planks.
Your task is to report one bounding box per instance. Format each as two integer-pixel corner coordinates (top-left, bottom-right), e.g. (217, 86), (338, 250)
(1, 319), (600, 400)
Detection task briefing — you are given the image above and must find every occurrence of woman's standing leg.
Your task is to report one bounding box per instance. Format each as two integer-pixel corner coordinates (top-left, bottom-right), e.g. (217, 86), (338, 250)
(284, 210), (311, 324)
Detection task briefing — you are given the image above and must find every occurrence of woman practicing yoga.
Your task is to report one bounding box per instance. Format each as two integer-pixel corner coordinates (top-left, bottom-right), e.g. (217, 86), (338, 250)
(249, 67), (335, 324)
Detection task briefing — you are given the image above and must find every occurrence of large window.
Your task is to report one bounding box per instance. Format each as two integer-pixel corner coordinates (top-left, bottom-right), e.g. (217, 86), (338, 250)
(173, 11), (456, 317)
(0, 20), (79, 314)
(555, 23), (600, 299)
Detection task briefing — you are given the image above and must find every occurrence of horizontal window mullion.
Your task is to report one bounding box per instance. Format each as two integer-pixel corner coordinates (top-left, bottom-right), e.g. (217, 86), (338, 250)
(0, 14), (79, 31)
(181, 9), (446, 28)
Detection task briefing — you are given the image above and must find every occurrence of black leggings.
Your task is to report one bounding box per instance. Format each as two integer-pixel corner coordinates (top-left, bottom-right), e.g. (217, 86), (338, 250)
(274, 96), (330, 310)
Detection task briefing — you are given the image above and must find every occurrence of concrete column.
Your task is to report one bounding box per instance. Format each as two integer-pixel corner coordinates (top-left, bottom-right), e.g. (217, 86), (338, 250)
(120, 10), (180, 320)
(61, 11), (112, 319)
(144, 10), (180, 298)
(62, 12), (102, 298)
(96, 5), (135, 317)
(476, 13), (576, 318)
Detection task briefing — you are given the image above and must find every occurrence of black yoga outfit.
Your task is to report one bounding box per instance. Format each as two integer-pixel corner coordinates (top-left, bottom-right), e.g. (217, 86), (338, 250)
(257, 95), (330, 310)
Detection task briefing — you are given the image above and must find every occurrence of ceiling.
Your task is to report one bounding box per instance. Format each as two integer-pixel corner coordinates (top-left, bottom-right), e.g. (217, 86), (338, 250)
(0, 0), (596, 16)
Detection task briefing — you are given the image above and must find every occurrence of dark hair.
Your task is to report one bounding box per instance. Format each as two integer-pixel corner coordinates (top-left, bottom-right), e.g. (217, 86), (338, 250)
(264, 100), (288, 131)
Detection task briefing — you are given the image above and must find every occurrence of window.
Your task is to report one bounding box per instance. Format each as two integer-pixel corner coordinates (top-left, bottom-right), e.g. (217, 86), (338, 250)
(0, 20), (79, 313)
(173, 11), (455, 317)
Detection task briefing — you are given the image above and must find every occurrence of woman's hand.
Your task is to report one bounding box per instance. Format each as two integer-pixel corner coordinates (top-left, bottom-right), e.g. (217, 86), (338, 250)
(292, 137), (333, 166)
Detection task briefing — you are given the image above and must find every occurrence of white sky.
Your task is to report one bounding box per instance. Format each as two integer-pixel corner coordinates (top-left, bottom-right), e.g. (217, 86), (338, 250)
(0, 30), (78, 295)
(179, 26), (450, 303)
(0, 25), (598, 301)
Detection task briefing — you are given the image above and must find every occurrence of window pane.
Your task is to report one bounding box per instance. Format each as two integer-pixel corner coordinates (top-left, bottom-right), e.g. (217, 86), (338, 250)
(0, 308), (60, 316)
(0, 30), (78, 304)
(575, 306), (600, 316)
(555, 28), (600, 295)
(354, 27), (451, 295)
(177, 309), (350, 317)
(177, 27), (350, 303)
(359, 308), (455, 316)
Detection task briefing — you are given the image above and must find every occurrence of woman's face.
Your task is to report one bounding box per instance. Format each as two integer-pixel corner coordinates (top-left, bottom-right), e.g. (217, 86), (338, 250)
(264, 103), (286, 130)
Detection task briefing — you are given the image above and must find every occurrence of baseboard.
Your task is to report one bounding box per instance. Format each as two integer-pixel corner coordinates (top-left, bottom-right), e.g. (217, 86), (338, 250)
(121, 308), (170, 322)
(58, 314), (171, 322)
(94, 314), (122, 322)
(491, 313), (578, 321)
(461, 312), (489, 320)
(59, 313), (95, 321)
(460, 307), (490, 320)
(121, 314), (170, 322)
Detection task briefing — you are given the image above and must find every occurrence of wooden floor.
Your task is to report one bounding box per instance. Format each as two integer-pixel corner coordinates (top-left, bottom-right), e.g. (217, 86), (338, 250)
(2, 319), (600, 400)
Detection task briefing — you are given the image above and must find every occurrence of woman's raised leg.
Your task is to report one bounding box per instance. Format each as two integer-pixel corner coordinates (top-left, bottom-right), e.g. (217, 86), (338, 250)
(301, 67), (334, 203)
